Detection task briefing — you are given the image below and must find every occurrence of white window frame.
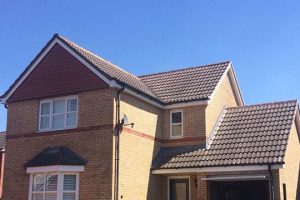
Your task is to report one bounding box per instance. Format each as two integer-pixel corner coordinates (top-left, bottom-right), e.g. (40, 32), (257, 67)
(39, 96), (78, 131)
(28, 171), (80, 200)
(170, 109), (184, 138)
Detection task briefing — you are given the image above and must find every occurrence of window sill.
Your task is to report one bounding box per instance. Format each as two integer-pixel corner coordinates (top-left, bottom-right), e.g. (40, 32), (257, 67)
(38, 126), (77, 133)
(170, 135), (184, 139)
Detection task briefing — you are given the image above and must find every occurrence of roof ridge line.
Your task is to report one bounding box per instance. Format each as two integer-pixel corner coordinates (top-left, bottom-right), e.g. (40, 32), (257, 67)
(56, 35), (141, 81)
(226, 99), (298, 110)
(138, 61), (231, 78)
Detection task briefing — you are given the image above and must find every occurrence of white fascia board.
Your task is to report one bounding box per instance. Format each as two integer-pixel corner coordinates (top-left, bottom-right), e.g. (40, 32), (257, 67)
(164, 100), (209, 109)
(56, 40), (115, 87)
(201, 175), (267, 181)
(208, 63), (231, 102)
(1, 40), (57, 104)
(26, 165), (85, 173)
(227, 64), (244, 106)
(152, 164), (284, 174)
(208, 63), (244, 107)
(122, 87), (209, 109)
(123, 88), (164, 108)
(295, 108), (300, 138)
(1, 38), (118, 104)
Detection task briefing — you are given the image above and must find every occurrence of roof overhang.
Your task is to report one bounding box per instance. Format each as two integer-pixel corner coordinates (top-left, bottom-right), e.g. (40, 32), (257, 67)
(295, 106), (300, 139)
(0, 35), (210, 109)
(0, 36), (118, 105)
(0, 35), (240, 110)
(209, 62), (244, 106)
(26, 165), (85, 173)
(201, 174), (268, 181)
(152, 164), (284, 174)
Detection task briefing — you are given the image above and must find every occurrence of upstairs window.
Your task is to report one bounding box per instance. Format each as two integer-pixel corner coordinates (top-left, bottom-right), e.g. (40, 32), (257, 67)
(39, 97), (78, 131)
(170, 110), (183, 138)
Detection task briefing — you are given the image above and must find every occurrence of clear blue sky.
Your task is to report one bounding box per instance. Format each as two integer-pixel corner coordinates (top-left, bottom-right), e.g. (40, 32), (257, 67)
(0, 0), (300, 131)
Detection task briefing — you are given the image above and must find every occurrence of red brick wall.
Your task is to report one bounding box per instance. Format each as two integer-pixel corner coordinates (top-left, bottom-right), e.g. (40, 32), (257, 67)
(8, 43), (108, 103)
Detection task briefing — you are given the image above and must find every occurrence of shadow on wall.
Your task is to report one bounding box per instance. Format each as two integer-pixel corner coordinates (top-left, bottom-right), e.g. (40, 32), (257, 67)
(297, 164), (300, 200)
(120, 94), (164, 200)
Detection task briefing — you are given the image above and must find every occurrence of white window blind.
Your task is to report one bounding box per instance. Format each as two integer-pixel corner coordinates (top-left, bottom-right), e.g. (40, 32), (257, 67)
(30, 173), (79, 200)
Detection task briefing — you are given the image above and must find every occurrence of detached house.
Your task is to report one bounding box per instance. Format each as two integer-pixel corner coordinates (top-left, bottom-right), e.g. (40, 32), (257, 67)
(1, 34), (299, 200)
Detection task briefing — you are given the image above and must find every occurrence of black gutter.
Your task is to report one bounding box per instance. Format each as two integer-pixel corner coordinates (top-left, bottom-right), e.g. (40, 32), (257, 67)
(268, 164), (275, 200)
(114, 85), (124, 200)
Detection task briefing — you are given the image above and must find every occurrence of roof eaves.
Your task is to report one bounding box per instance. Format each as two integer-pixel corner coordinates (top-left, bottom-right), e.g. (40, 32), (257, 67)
(156, 162), (286, 170)
(227, 63), (245, 106)
(0, 34), (59, 102)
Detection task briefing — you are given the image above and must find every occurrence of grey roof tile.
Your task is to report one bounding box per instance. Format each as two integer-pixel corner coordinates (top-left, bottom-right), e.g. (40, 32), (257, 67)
(153, 100), (298, 169)
(25, 146), (86, 168)
(58, 35), (230, 104)
(57, 35), (158, 100)
(2, 34), (231, 105)
(139, 62), (230, 104)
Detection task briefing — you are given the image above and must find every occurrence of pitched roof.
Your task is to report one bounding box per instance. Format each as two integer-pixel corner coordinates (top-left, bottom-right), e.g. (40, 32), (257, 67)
(1, 34), (234, 105)
(57, 35), (159, 101)
(153, 100), (299, 169)
(139, 61), (230, 104)
(0, 132), (5, 150)
(24, 146), (86, 168)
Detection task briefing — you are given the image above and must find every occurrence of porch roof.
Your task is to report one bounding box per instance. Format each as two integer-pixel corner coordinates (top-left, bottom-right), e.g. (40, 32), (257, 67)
(24, 146), (87, 168)
(152, 100), (299, 169)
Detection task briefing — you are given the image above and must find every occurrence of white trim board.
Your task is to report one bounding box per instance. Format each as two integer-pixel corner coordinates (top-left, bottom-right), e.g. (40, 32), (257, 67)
(0, 38), (117, 104)
(26, 165), (85, 173)
(0, 36), (241, 111)
(201, 175), (267, 181)
(152, 164), (284, 174)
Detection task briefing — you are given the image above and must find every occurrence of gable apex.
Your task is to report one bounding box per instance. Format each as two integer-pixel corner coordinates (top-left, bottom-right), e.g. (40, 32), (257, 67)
(0, 35), (117, 104)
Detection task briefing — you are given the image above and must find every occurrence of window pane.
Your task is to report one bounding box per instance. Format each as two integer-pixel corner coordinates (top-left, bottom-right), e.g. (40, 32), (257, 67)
(32, 193), (44, 200)
(66, 113), (76, 127)
(53, 100), (65, 114)
(45, 193), (57, 200)
(40, 116), (50, 129)
(41, 103), (50, 115)
(63, 193), (75, 200)
(67, 99), (77, 112)
(172, 112), (182, 123)
(46, 174), (58, 191)
(33, 174), (45, 192)
(63, 175), (76, 191)
(52, 114), (65, 129)
(172, 124), (182, 137)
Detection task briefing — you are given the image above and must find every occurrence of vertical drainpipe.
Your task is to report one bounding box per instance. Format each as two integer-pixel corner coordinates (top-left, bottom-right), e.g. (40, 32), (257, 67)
(268, 164), (275, 200)
(114, 85), (124, 200)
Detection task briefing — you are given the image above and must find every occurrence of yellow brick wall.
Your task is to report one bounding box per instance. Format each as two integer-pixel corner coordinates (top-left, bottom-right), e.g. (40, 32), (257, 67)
(3, 88), (116, 200)
(117, 93), (163, 200)
(162, 72), (238, 147)
(205, 74), (238, 138)
(163, 105), (206, 140)
(278, 122), (300, 200)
